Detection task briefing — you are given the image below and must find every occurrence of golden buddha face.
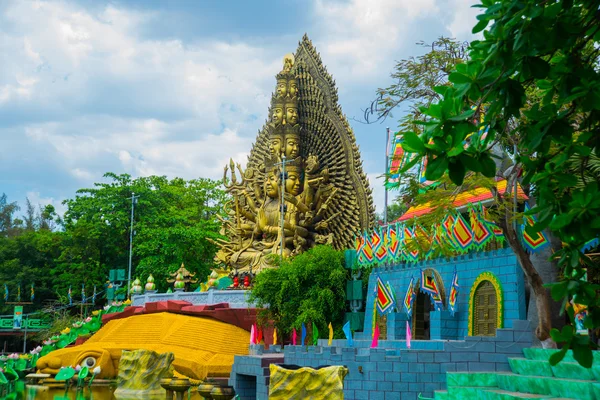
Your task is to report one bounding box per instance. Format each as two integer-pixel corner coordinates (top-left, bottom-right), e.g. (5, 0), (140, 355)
(269, 137), (282, 158)
(271, 105), (284, 125)
(285, 170), (302, 196)
(285, 104), (298, 125)
(288, 80), (298, 97)
(265, 170), (280, 198)
(276, 79), (287, 97)
(285, 135), (300, 159)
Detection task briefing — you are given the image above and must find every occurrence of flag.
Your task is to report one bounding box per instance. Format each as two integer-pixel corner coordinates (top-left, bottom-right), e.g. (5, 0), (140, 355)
(406, 321), (412, 349)
(312, 322), (319, 346)
(328, 323), (333, 346)
(342, 321), (353, 347)
(403, 226), (419, 262)
(370, 229), (382, 261)
(81, 284), (86, 303)
(301, 323), (307, 346)
(355, 234), (366, 266)
(521, 203), (550, 253)
(386, 282), (398, 313)
(449, 268), (459, 316)
(371, 323), (379, 348)
(376, 277), (395, 314)
(363, 231), (374, 264)
(30, 284), (34, 302)
(17, 285), (21, 303)
(452, 213), (474, 252)
(250, 324), (256, 345)
(374, 227), (388, 263)
(292, 328), (297, 345)
(421, 270), (443, 311)
(3, 284), (8, 302)
(273, 328), (278, 345)
(92, 286), (97, 304)
(470, 204), (492, 249)
(387, 134), (405, 187)
(68, 286), (72, 306)
(403, 277), (415, 318)
(257, 327), (263, 344)
(388, 224), (400, 262)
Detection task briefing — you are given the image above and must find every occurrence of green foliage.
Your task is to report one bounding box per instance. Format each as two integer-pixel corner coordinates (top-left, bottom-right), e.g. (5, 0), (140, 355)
(0, 173), (226, 319)
(249, 245), (348, 339)
(398, 0), (600, 365)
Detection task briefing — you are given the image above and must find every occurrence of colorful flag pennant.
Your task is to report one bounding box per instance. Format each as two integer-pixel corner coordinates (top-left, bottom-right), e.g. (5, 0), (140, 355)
(3, 284), (8, 302)
(273, 328), (278, 345)
(292, 328), (297, 345)
(376, 276), (395, 314)
(403, 226), (419, 262)
(68, 286), (72, 306)
(388, 224), (400, 262)
(371, 323), (379, 348)
(387, 134), (405, 187)
(452, 213), (473, 252)
(355, 234), (366, 265)
(250, 324), (256, 345)
(17, 284), (21, 303)
(521, 203), (550, 253)
(374, 227), (388, 263)
(470, 204), (493, 249)
(386, 281), (398, 313)
(30, 284), (34, 302)
(92, 286), (97, 304)
(363, 231), (374, 264)
(448, 268), (459, 316)
(403, 277), (415, 318)
(420, 270), (443, 311)
(328, 322), (333, 346)
(81, 284), (86, 303)
(312, 322), (319, 346)
(406, 321), (412, 349)
(301, 323), (307, 346)
(257, 327), (263, 344)
(342, 321), (353, 347)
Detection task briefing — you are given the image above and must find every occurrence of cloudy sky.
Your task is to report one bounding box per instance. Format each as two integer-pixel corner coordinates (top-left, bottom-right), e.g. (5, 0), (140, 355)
(0, 0), (479, 218)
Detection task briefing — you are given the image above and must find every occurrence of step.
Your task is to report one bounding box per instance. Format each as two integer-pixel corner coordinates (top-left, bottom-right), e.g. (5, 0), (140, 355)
(433, 390), (448, 400)
(508, 358), (553, 377)
(447, 386), (487, 398)
(446, 372), (499, 387)
(523, 348), (600, 364)
(551, 361), (595, 380)
(545, 377), (596, 399)
(496, 374), (553, 396)
(481, 389), (567, 400)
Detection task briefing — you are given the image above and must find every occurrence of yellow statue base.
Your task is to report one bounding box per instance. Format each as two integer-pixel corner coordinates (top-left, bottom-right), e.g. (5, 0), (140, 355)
(36, 312), (250, 380)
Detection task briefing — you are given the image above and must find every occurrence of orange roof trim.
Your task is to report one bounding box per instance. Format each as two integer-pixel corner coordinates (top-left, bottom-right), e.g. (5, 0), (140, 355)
(396, 179), (528, 222)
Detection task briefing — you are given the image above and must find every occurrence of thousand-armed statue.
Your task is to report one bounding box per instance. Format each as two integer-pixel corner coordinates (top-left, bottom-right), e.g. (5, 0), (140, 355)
(213, 35), (375, 274)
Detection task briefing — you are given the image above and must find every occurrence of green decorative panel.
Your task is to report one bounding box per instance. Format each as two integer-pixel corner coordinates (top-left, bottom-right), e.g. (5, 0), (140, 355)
(508, 358), (553, 377)
(447, 372), (498, 388)
(344, 312), (364, 332)
(345, 281), (363, 301)
(344, 250), (357, 269)
(0, 319), (13, 329)
(109, 269), (126, 281)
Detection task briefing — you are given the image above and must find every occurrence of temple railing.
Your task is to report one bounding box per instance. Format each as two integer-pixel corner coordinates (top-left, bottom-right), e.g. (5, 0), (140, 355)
(131, 290), (257, 309)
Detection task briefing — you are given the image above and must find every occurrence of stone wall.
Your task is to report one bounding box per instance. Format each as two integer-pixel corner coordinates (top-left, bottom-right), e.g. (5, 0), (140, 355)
(361, 248), (527, 341)
(131, 289), (256, 308)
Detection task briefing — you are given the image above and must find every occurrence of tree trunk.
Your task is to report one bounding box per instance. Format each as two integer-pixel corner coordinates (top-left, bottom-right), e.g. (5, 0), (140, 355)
(496, 169), (553, 343)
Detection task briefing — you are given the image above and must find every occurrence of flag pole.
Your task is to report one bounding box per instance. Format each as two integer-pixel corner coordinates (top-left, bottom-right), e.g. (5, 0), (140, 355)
(384, 127), (390, 225)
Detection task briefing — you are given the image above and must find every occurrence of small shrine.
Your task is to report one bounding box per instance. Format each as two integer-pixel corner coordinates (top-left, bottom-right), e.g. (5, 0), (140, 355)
(166, 264), (198, 292)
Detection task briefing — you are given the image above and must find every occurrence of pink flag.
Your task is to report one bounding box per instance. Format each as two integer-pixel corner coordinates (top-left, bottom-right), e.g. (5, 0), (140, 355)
(406, 321), (411, 349)
(371, 323), (379, 348)
(250, 324), (256, 345)
(292, 328), (297, 345)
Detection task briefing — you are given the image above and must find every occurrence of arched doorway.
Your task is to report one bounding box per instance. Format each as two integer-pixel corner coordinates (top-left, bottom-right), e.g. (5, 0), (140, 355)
(469, 272), (503, 336)
(412, 288), (433, 340)
(412, 268), (446, 340)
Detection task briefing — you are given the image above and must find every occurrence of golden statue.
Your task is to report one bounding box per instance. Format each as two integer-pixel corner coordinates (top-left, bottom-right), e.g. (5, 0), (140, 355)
(212, 35), (375, 275)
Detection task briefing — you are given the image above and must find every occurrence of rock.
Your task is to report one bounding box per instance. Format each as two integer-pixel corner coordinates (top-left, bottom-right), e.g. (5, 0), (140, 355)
(113, 349), (174, 398)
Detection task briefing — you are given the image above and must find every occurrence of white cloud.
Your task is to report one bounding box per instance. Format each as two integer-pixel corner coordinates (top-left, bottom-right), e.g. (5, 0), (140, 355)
(444, 0), (483, 40)
(25, 190), (67, 217)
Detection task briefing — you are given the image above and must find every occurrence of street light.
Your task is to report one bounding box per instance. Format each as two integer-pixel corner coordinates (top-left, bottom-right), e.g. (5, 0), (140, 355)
(127, 192), (139, 298)
(275, 155), (294, 258)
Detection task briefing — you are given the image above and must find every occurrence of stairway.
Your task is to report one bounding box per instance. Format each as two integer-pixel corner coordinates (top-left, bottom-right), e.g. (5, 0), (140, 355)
(431, 348), (600, 400)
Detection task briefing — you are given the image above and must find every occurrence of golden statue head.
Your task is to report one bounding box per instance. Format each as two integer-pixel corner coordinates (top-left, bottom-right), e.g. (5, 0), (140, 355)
(285, 158), (304, 196)
(276, 78), (288, 98)
(287, 78), (298, 98)
(270, 97), (285, 126)
(284, 99), (298, 125)
(267, 125), (284, 159)
(263, 158), (281, 199)
(284, 125), (301, 159)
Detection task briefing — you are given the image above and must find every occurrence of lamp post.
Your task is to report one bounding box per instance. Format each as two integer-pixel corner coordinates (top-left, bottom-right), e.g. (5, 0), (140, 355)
(127, 192), (139, 298)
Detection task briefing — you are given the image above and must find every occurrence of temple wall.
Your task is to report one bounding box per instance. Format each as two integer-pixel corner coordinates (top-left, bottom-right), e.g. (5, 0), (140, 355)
(360, 248), (527, 341)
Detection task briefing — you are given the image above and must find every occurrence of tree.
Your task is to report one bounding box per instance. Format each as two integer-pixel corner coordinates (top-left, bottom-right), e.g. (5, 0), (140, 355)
(56, 173), (226, 294)
(397, 0), (600, 366)
(249, 246), (348, 339)
(0, 193), (20, 238)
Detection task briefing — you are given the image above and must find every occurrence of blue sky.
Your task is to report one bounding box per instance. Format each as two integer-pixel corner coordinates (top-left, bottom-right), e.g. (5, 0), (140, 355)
(0, 0), (479, 218)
